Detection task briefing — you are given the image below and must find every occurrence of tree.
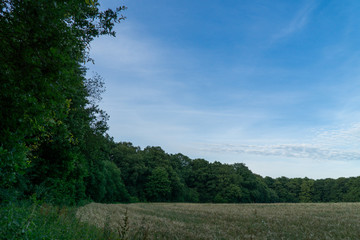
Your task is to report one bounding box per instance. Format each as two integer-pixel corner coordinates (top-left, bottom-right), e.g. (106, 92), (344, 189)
(214, 184), (242, 203)
(145, 167), (172, 202)
(299, 178), (314, 203)
(186, 158), (213, 202)
(273, 177), (292, 202)
(0, 0), (126, 202)
(110, 142), (147, 201)
(103, 160), (130, 203)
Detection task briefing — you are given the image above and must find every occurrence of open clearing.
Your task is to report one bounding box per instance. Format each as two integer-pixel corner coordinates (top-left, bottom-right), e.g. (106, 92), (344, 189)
(76, 202), (360, 240)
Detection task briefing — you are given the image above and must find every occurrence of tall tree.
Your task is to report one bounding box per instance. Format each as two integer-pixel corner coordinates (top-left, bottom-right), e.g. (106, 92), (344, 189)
(299, 178), (314, 203)
(0, 0), (125, 202)
(145, 167), (172, 202)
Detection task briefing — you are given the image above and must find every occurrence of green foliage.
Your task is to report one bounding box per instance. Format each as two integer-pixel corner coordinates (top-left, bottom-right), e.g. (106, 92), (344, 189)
(0, 201), (95, 240)
(103, 160), (130, 203)
(184, 188), (200, 203)
(108, 141), (360, 204)
(109, 143), (279, 203)
(299, 178), (314, 203)
(110, 142), (147, 200)
(0, 144), (29, 189)
(145, 167), (172, 202)
(214, 184), (242, 203)
(0, 0), (126, 204)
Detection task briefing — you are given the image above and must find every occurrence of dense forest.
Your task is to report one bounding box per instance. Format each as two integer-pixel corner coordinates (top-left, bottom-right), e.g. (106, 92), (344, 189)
(1, 0), (360, 206)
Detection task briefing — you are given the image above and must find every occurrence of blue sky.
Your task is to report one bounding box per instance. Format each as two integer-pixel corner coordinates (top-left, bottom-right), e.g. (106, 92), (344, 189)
(88, 0), (360, 179)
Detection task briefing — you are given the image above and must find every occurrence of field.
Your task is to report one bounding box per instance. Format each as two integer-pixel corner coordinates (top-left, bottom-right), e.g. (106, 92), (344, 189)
(76, 202), (360, 240)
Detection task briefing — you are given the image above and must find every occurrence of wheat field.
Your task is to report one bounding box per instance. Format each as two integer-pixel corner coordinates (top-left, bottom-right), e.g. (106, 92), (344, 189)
(76, 202), (360, 240)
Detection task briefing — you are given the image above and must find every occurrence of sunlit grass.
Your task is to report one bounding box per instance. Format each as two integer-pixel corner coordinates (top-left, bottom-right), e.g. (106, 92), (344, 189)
(77, 202), (360, 240)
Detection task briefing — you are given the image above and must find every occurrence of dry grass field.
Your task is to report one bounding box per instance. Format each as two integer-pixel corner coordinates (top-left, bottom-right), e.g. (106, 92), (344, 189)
(76, 202), (360, 240)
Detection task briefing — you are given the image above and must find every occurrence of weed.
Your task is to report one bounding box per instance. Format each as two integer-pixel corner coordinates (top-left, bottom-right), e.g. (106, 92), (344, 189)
(118, 208), (130, 240)
(140, 217), (150, 240)
(103, 212), (113, 240)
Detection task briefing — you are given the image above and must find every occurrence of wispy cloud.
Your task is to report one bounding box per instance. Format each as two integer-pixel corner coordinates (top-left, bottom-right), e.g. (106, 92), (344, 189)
(195, 122), (360, 162)
(196, 142), (360, 162)
(314, 123), (360, 150)
(89, 30), (166, 77)
(272, 1), (317, 41)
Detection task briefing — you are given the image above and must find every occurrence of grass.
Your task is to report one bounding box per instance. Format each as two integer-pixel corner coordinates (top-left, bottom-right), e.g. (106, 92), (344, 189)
(3, 201), (360, 239)
(0, 201), (119, 240)
(77, 202), (360, 240)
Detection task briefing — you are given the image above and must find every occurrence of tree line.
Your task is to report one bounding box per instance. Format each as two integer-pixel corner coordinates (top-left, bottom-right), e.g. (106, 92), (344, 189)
(1, 0), (360, 205)
(101, 141), (360, 204)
